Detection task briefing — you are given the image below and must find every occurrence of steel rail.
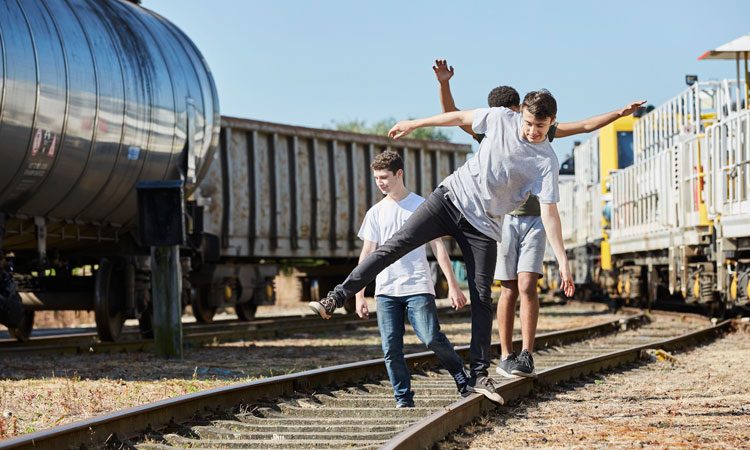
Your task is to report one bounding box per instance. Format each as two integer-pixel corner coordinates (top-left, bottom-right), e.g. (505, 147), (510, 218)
(0, 306), (471, 356)
(0, 314), (648, 449)
(381, 318), (732, 450)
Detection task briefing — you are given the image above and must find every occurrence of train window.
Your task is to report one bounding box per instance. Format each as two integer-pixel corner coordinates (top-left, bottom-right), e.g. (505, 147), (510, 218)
(617, 131), (634, 169)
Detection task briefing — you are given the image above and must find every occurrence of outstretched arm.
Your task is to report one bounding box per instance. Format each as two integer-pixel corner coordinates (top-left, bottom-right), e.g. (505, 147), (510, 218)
(354, 240), (377, 319)
(540, 203), (575, 297)
(433, 59), (476, 138)
(388, 110), (474, 140)
(429, 238), (467, 310)
(555, 100), (646, 138)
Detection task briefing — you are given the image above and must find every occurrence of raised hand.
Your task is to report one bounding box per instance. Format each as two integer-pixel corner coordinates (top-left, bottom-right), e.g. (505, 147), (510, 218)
(388, 120), (415, 140)
(433, 59), (454, 83)
(620, 100), (647, 117)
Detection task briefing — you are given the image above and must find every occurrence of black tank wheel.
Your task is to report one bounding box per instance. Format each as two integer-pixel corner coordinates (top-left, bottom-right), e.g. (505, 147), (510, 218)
(95, 258), (126, 342)
(235, 301), (257, 321)
(8, 310), (35, 342)
(138, 290), (154, 339)
(191, 285), (217, 324)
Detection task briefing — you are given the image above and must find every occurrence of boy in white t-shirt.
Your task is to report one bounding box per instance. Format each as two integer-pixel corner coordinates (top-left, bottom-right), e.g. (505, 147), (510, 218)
(355, 150), (501, 406)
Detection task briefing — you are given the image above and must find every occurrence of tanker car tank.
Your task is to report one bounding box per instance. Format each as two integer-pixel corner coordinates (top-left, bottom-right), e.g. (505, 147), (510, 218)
(0, 0), (219, 340)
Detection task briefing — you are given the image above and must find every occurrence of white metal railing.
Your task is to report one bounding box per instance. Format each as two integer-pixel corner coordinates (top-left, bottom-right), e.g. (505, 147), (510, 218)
(674, 134), (707, 229)
(574, 136), (599, 186)
(558, 177), (576, 245)
(587, 183), (602, 244)
(634, 79), (744, 162)
(705, 108), (750, 219)
(610, 149), (675, 241)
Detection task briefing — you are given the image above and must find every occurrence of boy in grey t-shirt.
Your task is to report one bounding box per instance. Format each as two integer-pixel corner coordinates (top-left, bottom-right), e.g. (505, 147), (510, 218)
(310, 89), (573, 397)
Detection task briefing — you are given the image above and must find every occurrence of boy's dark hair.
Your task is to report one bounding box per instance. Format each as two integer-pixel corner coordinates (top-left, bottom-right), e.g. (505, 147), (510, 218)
(487, 86), (520, 108)
(521, 89), (557, 119)
(371, 150), (404, 174)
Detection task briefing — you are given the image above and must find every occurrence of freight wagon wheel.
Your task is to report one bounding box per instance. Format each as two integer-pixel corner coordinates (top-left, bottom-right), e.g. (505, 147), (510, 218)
(94, 258), (126, 341)
(235, 302), (257, 321)
(191, 285), (217, 323)
(8, 310), (35, 342)
(343, 297), (356, 315)
(434, 277), (449, 299)
(431, 262), (450, 299)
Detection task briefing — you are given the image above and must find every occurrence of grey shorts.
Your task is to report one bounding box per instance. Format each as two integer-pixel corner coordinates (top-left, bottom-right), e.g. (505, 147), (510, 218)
(494, 215), (547, 281)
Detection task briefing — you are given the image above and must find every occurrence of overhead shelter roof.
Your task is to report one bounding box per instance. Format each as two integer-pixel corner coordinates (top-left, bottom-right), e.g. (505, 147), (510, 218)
(698, 35), (750, 60)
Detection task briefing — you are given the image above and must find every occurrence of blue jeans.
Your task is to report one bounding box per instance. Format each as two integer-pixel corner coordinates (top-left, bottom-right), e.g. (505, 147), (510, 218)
(332, 186), (497, 378)
(377, 293), (465, 405)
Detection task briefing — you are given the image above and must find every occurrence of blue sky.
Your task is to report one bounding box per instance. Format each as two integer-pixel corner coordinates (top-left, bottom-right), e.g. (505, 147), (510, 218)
(146, 0), (749, 158)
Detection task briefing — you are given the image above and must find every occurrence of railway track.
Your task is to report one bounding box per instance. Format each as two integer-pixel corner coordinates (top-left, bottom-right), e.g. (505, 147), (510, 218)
(0, 310), (729, 450)
(0, 307), (471, 356)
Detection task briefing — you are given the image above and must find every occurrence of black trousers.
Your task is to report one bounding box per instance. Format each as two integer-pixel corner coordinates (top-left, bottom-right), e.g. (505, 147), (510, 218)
(332, 186), (497, 378)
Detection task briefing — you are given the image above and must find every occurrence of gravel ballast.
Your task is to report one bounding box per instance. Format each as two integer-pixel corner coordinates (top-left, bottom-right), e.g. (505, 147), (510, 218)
(447, 324), (750, 449)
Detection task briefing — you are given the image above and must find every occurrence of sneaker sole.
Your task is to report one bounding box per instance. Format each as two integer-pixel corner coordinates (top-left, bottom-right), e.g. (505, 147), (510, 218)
(510, 369), (537, 378)
(495, 366), (517, 379)
(473, 386), (504, 405)
(308, 301), (332, 319)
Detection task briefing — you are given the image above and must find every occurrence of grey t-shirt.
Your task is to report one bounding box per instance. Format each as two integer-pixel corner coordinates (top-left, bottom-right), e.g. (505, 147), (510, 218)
(475, 123), (558, 217)
(441, 107), (560, 242)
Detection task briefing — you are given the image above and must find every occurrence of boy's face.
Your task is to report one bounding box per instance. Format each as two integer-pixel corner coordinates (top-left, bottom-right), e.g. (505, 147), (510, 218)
(373, 169), (403, 194)
(521, 108), (555, 143)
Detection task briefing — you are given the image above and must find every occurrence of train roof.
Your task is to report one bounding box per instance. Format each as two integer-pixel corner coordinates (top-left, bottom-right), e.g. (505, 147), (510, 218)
(698, 34), (750, 60)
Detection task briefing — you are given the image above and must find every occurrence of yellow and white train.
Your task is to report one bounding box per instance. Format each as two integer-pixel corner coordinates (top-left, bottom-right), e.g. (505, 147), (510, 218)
(547, 35), (750, 314)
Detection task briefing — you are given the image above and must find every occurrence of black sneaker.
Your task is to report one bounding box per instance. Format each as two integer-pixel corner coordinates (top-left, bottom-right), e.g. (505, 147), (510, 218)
(471, 376), (504, 404)
(512, 350), (536, 378)
(452, 369), (475, 398)
(308, 292), (338, 319)
(396, 401), (415, 408)
(495, 353), (518, 379)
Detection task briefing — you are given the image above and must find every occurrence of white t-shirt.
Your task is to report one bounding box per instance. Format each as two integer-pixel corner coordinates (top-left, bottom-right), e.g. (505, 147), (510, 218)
(357, 192), (435, 297)
(441, 107), (560, 242)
